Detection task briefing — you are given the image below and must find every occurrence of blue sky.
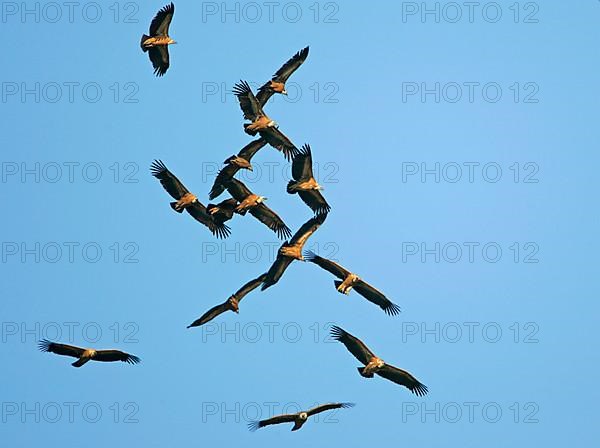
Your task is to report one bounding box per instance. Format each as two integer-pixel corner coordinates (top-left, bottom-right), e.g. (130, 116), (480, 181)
(1, 1), (598, 446)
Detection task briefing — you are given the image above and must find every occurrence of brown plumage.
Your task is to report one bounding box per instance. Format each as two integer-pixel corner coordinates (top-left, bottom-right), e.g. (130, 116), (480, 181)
(224, 178), (291, 239)
(261, 214), (327, 290)
(38, 340), (140, 368)
(330, 326), (427, 396)
(187, 274), (267, 328)
(151, 160), (231, 239)
(287, 144), (330, 216)
(256, 46), (310, 107)
(304, 252), (400, 316)
(248, 402), (354, 432)
(206, 198), (239, 226)
(140, 2), (176, 76)
(232, 81), (298, 161)
(209, 138), (267, 200)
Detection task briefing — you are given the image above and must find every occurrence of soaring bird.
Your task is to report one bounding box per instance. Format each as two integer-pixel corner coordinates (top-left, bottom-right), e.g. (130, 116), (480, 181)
(248, 402), (354, 432)
(140, 2), (176, 76)
(224, 178), (291, 239)
(330, 326), (427, 396)
(287, 144), (330, 216)
(304, 252), (400, 316)
(209, 138), (267, 200)
(151, 160), (231, 239)
(262, 214), (326, 290)
(233, 81), (298, 161)
(187, 274), (266, 328)
(38, 340), (140, 368)
(256, 46), (310, 107)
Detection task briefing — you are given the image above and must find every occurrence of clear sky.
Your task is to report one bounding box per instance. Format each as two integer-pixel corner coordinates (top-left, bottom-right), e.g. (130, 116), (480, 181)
(1, 1), (598, 446)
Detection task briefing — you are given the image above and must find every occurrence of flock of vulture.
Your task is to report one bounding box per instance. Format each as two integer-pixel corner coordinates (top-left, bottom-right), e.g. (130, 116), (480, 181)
(38, 3), (428, 432)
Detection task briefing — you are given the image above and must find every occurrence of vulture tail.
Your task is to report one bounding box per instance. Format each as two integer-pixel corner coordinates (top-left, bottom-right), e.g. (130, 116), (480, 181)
(243, 124), (258, 136)
(357, 367), (374, 378)
(72, 357), (90, 368)
(170, 202), (185, 213)
(334, 280), (344, 290)
(140, 34), (150, 51)
(286, 180), (299, 194)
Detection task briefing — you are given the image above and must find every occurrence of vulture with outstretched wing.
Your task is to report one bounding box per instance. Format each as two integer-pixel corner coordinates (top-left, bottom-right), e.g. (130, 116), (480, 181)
(330, 326), (428, 396)
(140, 3), (176, 77)
(209, 138), (267, 199)
(256, 46), (310, 107)
(304, 251), (400, 316)
(206, 198), (239, 226)
(224, 178), (291, 239)
(248, 402), (354, 432)
(39, 340), (140, 368)
(187, 274), (267, 328)
(151, 160), (231, 239)
(261, 214), (326, 290)
(287, 144), (330, 216)
(232, 81), (298, 161)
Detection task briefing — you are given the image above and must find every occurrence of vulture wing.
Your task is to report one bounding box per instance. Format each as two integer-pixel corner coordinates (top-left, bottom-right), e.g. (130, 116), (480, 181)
(304, 252), (351, 280)
(187, 302), (231, 328)
(291, 144), (314, 181)
(38, 340), (85, 359)
(94, 350), (141, 365)
(248, 413), (297, 431)
(298, 190), (330, 216)
(354, 280), (401, 316)
(260, 127), (298, 161)
(249, 204), (292, 240)
(186, 202), (231, 239)
(261, 251), (295, 290)
(233, 81), (263, 121)
(330, 325), (376, 365)
(209, 165), (239, 200)
(256, 47), (310, 106)
(224, 178), (254, 202)
(148, 46), (170, 77)
(150, 160), (188, 199)
(238, 137), (268, 161)
(234, 273), (267, 300)
(149, 2), (174, 36)
(289, 214), (326, 247)
(306, 402), (355, 417)
(376, 364), (428, 396)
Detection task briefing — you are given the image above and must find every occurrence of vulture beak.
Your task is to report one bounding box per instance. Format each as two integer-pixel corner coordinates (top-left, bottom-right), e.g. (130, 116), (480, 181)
(247, 165), (254, 172)
(282, 90), (288, 96)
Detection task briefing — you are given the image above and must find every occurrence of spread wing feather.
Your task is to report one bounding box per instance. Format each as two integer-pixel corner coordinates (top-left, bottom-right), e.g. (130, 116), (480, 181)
(377, 364), (428, 396)
(291, 144), (314, 180)
(233, 81), (263, 121)
(260, 127), (298, 161)
(256, 47), (310, 106)
(94, 350), (141, 364)
(149, 2), (174, 36)
(289, 214), (326, 247)
(298, 190), (330, 216)
(249, 204), (292, 239)
(306, 402), (355, 417)
(38, 340), (85, 359)
(330, 326), (376, 365)
(248, 414), (297, 431)
(150, 160), (188, 199)
(304, 252), (351, 279)
(261, 252), (294, 290)
(148, 46), (170, 77)
(186, 202), (231, 239)
(354, 280), (401, 316)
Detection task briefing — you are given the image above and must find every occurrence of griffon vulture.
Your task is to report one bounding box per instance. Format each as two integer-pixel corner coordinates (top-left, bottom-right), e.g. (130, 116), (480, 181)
(256, 46), (310, 107)
(209, 138), (267, 200)
(232, 81), (298, 161)
(330, 326), (428, 396)
(261, 214), (326, 290)
(224, 178), (291, 239)
(38, 340), (140, 368)
(304, 252), (400, 316)
(248, 402), (354, 432)
(206, 198), (239, 226)
(287, 144), (330, 216)
(140, 3), (176, 77)
(151, 160), (231, 239)
(187, 274), (267, 328)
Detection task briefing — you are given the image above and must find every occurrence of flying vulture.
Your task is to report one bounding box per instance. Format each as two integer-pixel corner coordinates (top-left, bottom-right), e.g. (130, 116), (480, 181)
(38, 340), (140, 368)
(187, 274), (267, 328)
(330, 326), (428, 396)
(262, 214), (326, 290)
(248, 402), (354, 432)
(304, 251), (400, 316)
(288, 144), (330, 216)
(206, 198), (239, 226)
(140, 2), (176, 76)
(224, 178), (291, 239)
(209, 138), (267, 200)
(256, 46), (310, 107)
(232, 81), (298, 161)
(151, 160), (231, 239)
